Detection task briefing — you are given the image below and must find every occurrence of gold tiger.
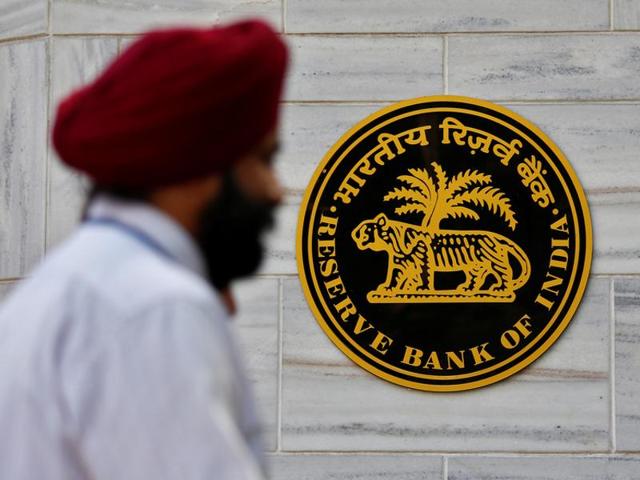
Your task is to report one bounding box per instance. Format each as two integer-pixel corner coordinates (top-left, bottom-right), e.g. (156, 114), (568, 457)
(351, 213), (530, 300)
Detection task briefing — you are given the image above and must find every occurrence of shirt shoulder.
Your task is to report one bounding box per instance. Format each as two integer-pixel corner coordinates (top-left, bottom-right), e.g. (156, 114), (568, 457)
(42, 223), (228, 319)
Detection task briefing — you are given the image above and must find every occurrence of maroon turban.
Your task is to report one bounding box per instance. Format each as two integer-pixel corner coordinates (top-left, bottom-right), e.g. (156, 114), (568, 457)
(53, 19), (288, 188)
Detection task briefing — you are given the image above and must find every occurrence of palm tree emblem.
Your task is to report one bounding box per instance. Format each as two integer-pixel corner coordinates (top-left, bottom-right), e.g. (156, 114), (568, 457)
(383, 162), (517, 231)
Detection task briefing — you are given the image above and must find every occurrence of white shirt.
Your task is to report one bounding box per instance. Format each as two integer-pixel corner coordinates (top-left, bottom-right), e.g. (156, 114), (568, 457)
(0, 193), (266, 480)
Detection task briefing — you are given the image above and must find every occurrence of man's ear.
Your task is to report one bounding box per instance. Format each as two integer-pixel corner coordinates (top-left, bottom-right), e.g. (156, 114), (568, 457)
(145, 171), (224, 236)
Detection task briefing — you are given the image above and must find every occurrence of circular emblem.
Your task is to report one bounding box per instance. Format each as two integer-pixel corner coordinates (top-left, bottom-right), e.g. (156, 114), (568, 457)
(296, 95), (592, 391)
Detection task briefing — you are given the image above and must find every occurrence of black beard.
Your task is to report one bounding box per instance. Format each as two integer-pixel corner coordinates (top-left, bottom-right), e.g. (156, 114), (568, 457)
(195, 172), (276, 291)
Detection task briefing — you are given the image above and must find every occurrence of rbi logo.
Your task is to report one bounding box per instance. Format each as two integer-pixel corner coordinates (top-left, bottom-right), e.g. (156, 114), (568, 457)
(297, 96), (592, 391)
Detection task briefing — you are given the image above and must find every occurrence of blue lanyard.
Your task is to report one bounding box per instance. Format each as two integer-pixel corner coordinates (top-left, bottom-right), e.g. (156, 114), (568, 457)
(85, 217), (177, 262)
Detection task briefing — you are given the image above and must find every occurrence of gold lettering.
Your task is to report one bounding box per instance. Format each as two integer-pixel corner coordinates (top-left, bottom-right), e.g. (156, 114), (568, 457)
(467, 133), (493, 154)
(334, 296), (357, 321)
(369, 332), (393, 355)
(402, 126), (431, 146)
(550, 214), (570, 234)
(354, 156), (377, 176)
(439, 116), (468, 146)
(517, 155), (544, 187)
(372, 132), (407, 165)
(317, 238), (336, 258)
(353, 315), (374, 335)
(549, 248), (569, 270)
(535, 272), (563, 311)
(500, 329), (520, 349)
(401, 346), (423, 367)
(319, 259), (338, 277)
(469, 343), (495, 366)
(423, 351), (443, 370)
(551, 237), (570, 249)
(324, 276), (345, 299)
(535, 293), (555, 310)
(446, 350), (465, 370)
(318, 214), (338, 237)
(529, 178), (555, 207)
(514, 315), (532, 339)
(493, 138), (522, 166)
(517, 155), (555, 207)
(333, 175), (364, 204)
(549, 237), (570, 270)
(501, 315), (534, 348)
(541, 272), (563, 295)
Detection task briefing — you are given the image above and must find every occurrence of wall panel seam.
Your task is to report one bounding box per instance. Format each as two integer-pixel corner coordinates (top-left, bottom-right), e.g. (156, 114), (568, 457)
(47, 0), (52, 255)
(282, 0), (287, 34)
(610, 0), (615, 31)
(0, 34), (48, 46)
(276, 277), (284, 452)
(270, 451), (640, 456)
(610, 277), (617, 452)
(442, 35), (448, 95)
(47, 0), (52, 34)
(281, 100), (640, 106)
(283, 31), (639, 37)
(43, 35), (53, 253)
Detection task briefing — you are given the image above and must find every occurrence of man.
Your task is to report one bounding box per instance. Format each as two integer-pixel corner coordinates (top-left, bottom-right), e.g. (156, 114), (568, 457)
(0, 19), (287, 480)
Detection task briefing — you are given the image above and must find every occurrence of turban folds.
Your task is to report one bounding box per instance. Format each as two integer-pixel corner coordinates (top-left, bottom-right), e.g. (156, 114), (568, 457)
(53, 19), (288, 188)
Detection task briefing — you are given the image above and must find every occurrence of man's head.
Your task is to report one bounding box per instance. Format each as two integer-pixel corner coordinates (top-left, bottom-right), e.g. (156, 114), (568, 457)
(146, 128), (283, 291)
(52, 19), (288, 294)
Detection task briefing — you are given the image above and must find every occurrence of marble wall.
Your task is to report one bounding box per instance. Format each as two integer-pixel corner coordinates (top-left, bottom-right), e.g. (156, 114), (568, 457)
(1, 1), (639, 478)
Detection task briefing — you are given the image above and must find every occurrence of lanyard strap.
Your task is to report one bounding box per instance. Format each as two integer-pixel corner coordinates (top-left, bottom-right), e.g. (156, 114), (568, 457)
(85, 217), (177, 262)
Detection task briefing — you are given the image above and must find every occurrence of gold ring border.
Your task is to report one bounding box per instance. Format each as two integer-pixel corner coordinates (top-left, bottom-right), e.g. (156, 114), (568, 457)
(295, 95), (593, 392)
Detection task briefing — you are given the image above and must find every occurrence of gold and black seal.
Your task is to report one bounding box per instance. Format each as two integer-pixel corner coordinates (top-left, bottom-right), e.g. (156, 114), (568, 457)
(296, 95), (592, 391)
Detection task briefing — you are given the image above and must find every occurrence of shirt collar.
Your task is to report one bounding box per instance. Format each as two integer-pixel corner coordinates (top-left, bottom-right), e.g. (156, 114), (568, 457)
(84, 192), (208, 280)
